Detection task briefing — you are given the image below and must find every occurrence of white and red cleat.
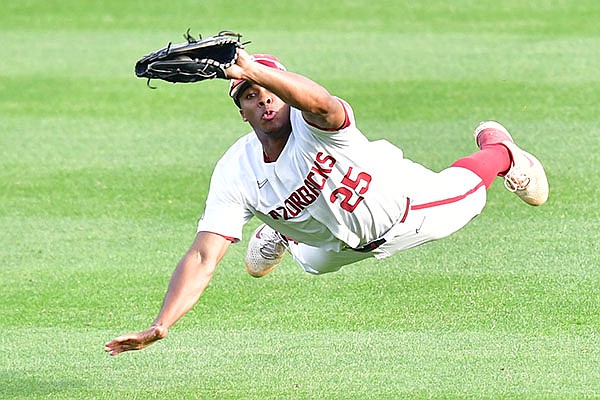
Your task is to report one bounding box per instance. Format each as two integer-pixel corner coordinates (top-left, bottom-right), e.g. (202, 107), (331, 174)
(474, 121), (549, 206)
(245, 224), (288, 277)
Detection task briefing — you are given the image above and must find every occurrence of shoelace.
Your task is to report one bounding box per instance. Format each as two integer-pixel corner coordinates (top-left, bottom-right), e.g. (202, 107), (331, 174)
(504, 166), (531, 192)
(259, 232), (287, 260)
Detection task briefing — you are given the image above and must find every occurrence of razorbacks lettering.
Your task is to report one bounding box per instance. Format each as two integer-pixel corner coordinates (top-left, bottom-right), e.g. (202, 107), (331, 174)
(268, 152), (336, 220)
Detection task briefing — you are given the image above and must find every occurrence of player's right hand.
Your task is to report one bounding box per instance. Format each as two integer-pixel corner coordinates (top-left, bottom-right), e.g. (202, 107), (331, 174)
(104, 325), (168, 356)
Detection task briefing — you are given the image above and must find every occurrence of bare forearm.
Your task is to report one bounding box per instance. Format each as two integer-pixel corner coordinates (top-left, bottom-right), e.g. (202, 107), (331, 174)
(226, 49), (345, 129)
(104, 232), (229, 356)
(243, 63), (337, 116)
(152, 253), (215, 329)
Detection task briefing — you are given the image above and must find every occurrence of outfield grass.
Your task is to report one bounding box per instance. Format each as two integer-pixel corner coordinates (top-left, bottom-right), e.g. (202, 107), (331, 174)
(1, 1), (600, 399)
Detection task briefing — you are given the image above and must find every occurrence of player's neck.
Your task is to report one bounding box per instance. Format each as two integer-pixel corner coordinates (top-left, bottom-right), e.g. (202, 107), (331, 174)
(259, 133), (290, 162)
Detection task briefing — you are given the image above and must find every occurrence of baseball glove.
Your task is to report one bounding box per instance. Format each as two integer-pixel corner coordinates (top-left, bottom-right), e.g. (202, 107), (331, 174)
(135, 30), (246, 87)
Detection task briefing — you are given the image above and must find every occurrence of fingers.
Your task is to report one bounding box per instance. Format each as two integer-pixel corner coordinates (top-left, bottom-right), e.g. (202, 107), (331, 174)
(104, 326), (168, 356)
(226, 48), (252, 79)
(104, 334), (141, 356)
(236, 48), (251, 64)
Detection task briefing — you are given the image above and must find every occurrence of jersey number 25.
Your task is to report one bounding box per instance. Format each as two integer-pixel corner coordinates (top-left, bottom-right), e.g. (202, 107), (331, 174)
(330, 167), (372, 213)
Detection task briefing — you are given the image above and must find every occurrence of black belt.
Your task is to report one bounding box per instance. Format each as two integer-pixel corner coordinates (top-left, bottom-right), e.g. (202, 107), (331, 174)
(351, 197), (411, 253)
(352, 237), (386, 252)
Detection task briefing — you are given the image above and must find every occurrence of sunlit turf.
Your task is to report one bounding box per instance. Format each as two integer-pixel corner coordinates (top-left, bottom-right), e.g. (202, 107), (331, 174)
(1, 1), (599, 398)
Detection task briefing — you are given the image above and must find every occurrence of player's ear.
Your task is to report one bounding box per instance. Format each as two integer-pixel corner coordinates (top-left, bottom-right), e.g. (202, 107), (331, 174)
(239, 109), (248, 122)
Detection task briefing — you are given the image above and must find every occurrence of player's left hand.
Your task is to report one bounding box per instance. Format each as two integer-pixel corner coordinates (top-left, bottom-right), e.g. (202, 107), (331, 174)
(104, 325), (168, 356)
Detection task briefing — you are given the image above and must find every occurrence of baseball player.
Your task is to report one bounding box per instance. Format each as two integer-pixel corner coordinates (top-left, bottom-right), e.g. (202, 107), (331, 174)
(105, 48), (548, 355)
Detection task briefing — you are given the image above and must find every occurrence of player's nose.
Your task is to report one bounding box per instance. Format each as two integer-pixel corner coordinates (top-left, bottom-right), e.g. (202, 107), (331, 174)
(257, 89), (272, 106)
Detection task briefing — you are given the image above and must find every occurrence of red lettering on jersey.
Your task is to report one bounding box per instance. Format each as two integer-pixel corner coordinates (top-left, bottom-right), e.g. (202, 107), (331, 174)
(284, 198), (302, 217)
(310, 165), (330, 182)
(288, 192), (306, 208)
(297, 186), (318, 204)
(268, 209), (283, 220)
(315, 152), (336, 169)
(306, 170), (326, 190)
(275, 206), (290, 220)
(267, 152), (337, 221)
(304, 178), (322, 196)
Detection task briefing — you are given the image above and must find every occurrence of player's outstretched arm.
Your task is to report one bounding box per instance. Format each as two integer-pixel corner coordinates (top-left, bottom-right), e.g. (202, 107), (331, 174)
(104, 231), (231, 356)
(226, 49), (346, 130)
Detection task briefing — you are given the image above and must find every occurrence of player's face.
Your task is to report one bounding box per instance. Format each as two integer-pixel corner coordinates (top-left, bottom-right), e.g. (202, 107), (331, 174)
(238, 84), (291, 138)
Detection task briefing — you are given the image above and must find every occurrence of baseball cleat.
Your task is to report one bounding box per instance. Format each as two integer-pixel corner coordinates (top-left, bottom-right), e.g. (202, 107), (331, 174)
(474, 121), (549, 206)
(245, 224), (288, 277)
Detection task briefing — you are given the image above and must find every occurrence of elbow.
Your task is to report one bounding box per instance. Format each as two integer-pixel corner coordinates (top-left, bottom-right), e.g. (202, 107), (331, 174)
(310, 94), (339, 118)
(303, 94), (345, 130)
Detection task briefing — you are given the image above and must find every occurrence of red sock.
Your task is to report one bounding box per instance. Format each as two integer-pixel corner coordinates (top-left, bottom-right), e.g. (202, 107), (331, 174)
(451, 144), (511, 189)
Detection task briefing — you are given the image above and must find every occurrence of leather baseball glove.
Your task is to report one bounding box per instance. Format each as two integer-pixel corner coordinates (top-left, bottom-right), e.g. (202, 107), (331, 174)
(135, 30), (246, 87)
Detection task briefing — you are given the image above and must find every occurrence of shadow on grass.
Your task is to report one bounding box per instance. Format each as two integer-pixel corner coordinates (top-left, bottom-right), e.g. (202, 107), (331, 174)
(0, 372), (85, 398)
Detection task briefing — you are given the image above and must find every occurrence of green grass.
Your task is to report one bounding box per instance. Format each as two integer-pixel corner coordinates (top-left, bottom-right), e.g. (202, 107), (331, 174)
(1, 0), (600, 398)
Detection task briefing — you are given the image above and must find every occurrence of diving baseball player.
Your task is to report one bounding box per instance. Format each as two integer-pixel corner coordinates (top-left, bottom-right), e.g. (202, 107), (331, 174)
(105, 49), (548, 355)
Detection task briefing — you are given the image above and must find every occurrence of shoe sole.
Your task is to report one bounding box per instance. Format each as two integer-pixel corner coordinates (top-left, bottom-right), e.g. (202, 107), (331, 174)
(502, 141), (549, 206)
(474, 121), (549, 206)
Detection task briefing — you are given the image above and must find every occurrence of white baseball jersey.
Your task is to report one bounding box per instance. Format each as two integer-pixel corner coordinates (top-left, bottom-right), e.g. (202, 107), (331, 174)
(197, 99), (431, 251)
